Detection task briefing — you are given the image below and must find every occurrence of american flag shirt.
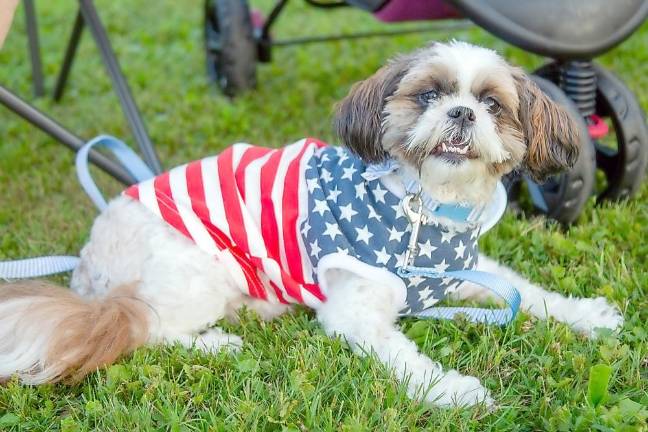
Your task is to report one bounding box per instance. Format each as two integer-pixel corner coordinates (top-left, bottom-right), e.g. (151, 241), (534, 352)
(123, 138), (479, 313)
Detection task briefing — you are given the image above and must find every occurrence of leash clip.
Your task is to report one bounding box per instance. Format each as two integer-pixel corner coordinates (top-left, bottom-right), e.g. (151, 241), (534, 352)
(402, 192), (428, 268)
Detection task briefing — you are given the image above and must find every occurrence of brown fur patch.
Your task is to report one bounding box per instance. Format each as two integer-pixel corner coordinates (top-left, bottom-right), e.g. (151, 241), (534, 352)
(471, 69), (519, 112)
(0, 281), (149, 383)
(396, 61), (457, 98)
(489, 105), (526, 176)
(334, 55), (412, 162)
(513, 69), (580, 181)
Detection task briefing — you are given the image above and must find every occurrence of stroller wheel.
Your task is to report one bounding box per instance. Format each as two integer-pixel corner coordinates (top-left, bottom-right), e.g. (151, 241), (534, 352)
(504, 75), (595, 224)
(592, 64), (648, 201)
(204, 0), (257, 96)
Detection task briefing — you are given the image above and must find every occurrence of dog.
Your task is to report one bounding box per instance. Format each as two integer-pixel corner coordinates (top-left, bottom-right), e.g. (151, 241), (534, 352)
(0, 41), (623, 407)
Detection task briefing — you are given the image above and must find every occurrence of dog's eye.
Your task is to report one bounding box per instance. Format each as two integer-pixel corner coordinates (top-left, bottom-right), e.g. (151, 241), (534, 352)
(417, 90), (440, 105)
(483, 96), (501, 114)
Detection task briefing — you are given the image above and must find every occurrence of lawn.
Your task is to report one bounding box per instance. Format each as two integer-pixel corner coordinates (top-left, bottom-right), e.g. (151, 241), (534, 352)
(0, 1), (646, 430)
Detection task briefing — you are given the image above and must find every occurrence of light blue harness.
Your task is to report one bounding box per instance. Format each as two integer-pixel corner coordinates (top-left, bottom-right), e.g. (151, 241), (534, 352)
(0, 136), (520, 325)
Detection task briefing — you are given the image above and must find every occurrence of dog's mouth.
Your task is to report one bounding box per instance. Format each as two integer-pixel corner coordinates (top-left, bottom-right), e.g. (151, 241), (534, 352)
(429, 136), (476, 162)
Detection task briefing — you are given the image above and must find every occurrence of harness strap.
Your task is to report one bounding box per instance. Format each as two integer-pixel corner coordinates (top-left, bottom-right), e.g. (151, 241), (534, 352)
(398, 267), (521, 325)
(0, 135), (154, 280)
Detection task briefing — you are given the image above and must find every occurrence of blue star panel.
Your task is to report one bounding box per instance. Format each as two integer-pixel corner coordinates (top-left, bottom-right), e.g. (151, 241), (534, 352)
(302, 146), (480, 314)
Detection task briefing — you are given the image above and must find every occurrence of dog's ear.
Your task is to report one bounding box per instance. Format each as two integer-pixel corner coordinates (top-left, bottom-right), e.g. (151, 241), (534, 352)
(334, 56), (410, 162)
(514, 71), (581, 182)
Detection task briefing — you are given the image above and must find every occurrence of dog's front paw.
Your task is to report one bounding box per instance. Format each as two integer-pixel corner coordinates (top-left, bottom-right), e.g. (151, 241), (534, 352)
(426, 370), (494, 408)
(568, 296), (624, 338)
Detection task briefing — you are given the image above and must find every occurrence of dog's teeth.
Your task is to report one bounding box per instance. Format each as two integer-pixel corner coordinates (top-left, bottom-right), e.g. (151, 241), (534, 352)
(442, 143), (448, 152)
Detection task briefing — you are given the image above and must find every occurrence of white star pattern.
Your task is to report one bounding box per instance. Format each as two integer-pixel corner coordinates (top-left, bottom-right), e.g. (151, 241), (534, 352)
(309, 239), (321, 258)
(355, 225), (373, 244)
(433, 259), (450, 273)
(463, 253), (473, 269)
(440, 229), (456, 244)
(373, 183), (388, 203)
(327, 186), (342, 202)
(341, 166), (357, 181)
(454, 240), (466, 259)
(355, 183), (367, 200)
(417, 286), (433, 301)
(387, 226), (405, 242)
(323, 222), (342, 240)
(306, 178), (319, 193)
(440, 277), (454, 286)
(374, 247), (391, 265)
(394, 250), (407, 267)
(313, 199), (328, 216)
(339, 202), (358, 222)
(422, 295), (440, 309)
(301, 147), (485, 315)
(408, 275), (425, 288)
(418, 239), (437, 259)
(367, 206), (381, 221)
(320, 168), (333, 183)
(391, 203), (406, 220)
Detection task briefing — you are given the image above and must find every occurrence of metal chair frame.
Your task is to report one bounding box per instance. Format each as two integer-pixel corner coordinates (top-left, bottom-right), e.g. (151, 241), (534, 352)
(0, 0), (162, 185)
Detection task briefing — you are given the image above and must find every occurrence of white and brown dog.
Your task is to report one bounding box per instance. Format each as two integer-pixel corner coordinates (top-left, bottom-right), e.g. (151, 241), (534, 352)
(0, 42), (623, 407)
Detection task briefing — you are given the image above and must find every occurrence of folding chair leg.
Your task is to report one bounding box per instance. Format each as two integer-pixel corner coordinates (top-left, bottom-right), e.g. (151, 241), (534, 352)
(23, 0), (44, 98)
(78, 0), (162, 174)
(53, 10), (84, 102)
(0, 85), (135, 185)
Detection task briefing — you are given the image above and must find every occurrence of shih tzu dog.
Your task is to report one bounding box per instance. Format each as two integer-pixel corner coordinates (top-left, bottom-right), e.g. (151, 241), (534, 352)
(0, 41), (623, 407)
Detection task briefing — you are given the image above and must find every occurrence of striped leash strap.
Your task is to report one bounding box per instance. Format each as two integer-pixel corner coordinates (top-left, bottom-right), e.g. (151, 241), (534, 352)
(0, 136), (154, 280)
(397, 266), (521, 325)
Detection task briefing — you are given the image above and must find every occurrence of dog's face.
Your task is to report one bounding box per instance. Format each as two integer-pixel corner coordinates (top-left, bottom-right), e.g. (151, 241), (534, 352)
(335, 42), (580, 204)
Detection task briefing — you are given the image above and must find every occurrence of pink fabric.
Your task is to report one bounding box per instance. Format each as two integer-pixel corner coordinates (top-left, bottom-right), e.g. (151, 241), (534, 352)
(374, 0), (460, 22)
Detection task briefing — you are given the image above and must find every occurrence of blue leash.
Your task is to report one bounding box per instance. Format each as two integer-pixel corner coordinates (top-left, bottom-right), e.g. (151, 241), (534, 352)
(398, 267), (521, 325)
(76, 135), (155, 210)
(0, 136), (154, 280)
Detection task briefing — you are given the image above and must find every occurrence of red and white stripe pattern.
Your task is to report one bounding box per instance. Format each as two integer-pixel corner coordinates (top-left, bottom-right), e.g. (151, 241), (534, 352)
(123, 138), (327, 307)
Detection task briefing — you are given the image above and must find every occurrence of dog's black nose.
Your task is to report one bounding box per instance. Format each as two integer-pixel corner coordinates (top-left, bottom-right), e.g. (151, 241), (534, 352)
(447, 106), (476, 122)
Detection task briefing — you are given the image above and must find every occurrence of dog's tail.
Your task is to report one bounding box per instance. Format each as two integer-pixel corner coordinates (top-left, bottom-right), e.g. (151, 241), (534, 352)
(0, 280), (149, 384)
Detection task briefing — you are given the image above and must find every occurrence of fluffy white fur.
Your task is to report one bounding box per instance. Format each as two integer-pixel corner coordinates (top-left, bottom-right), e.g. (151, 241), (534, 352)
(0, 42), (624, 408)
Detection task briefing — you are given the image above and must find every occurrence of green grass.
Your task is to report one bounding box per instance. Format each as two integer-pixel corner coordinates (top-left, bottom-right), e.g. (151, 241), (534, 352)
(1, 1), (647, 430)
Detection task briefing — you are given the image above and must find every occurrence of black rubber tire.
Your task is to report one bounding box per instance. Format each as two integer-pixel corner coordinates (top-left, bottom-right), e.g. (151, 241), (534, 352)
(204, 0), (257, 96)
(504, 75), (595, 224)
(536, 61), (648, 202)
(592, 64), (648, 201)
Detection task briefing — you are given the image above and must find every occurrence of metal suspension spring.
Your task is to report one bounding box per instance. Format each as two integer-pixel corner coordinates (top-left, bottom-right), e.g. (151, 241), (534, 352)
(558, 60), (597, 116)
